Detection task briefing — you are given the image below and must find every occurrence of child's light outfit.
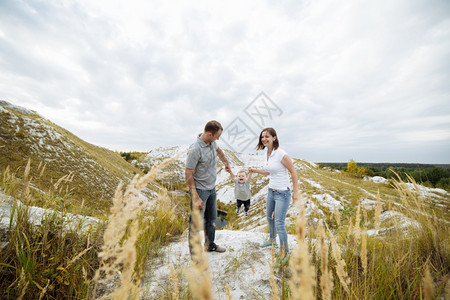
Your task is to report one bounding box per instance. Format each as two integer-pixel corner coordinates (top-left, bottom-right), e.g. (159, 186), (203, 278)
(234, 178), (251, 216)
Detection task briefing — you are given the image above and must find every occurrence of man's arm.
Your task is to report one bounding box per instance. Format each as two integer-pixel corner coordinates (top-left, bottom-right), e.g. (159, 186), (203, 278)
(228, 169), (235, 180)
(217, 147), (231, 172)
(185, 168), (203, 209)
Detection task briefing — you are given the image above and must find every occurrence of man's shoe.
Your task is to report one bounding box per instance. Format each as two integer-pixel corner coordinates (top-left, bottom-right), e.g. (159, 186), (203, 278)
(260, 240), (277, 247)
(207, 244), (226, 253)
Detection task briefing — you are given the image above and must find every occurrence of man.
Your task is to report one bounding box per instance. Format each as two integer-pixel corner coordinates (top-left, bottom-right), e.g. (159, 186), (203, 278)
(186, 120), (231, 253)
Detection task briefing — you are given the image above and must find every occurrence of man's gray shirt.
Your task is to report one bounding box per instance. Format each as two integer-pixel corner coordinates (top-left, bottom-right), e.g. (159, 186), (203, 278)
(185, 135), (218, 190)
(234, 179), (251, 200)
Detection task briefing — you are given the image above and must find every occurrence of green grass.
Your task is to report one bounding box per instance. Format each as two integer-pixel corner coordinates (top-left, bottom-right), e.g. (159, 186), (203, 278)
(0, 171), (103, 299)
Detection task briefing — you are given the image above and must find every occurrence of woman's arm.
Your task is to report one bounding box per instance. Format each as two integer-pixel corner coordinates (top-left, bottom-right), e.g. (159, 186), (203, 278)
(281, 155), (299, 203)
(248, 166), (270, 176)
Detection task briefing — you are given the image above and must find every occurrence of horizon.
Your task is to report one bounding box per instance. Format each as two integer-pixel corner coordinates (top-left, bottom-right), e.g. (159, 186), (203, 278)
(113, 142), (450, 166)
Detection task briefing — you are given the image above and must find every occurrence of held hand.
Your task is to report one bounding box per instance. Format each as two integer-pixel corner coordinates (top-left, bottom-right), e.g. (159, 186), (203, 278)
(248, 167), (253, 172)
(224, 163), (231, 173)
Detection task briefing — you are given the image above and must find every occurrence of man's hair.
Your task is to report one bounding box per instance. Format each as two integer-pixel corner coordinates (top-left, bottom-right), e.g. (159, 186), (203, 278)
(204, 120), (223, 134)
(256, 127), (279, 150)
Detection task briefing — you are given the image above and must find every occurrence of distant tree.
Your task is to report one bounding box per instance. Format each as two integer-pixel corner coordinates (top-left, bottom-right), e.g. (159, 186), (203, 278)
(120, 152), (131, 161)
(366, 168), (375, 177)
(425, 167), (448, 186)
(357, 166), (369, 177)
(436, 177), (450, 190)
(347, 159), (357, 174)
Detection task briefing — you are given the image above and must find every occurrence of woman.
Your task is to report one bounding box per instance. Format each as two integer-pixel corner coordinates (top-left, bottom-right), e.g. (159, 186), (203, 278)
(249, 127), (298, 257)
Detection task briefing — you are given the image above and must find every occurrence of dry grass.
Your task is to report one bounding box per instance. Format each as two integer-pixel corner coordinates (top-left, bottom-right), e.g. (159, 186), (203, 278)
(319, 221), (333, 300)
(185, 206), (214, 300)
(327, 224), (351, 296)
(289, 200), (316, 299)
(269, 247), (280, 300)
(0, 165), (101, 299)
(423, 264), (434, 300)
(92, 154), (181, 299)
(2, 153), (449, 299)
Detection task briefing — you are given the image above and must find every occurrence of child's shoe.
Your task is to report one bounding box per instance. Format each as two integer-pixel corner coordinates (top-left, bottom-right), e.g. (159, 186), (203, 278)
(245, 211), (248, 216)
(236, 207), (241, 214)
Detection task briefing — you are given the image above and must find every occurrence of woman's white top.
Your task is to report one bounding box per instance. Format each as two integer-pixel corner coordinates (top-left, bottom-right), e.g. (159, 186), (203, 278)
(264, 148), (290, 190)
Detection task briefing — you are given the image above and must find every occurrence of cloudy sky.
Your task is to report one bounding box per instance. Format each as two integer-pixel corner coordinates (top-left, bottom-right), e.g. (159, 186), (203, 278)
(1, 0), (449, 163)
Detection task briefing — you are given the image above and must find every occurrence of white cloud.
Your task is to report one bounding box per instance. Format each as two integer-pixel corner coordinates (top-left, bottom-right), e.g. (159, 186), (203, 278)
(1, 0), (449, 163)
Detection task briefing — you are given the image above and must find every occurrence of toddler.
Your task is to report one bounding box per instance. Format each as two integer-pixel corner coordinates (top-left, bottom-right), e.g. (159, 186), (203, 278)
(227, 168), (253, 216)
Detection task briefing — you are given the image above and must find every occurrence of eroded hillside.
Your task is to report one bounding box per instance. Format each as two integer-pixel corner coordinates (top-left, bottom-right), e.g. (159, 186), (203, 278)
(0, 100), (151, 214)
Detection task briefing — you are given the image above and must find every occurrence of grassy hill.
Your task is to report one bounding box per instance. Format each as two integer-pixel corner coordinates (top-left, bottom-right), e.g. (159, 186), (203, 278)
(0, 100), (149, 215)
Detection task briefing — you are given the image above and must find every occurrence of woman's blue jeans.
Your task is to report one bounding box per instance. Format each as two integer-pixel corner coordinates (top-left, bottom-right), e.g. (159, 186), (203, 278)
(266, 188), (291, 254)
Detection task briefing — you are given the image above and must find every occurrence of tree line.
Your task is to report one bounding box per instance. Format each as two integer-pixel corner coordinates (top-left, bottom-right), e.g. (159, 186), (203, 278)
(319, 160), (450, 191)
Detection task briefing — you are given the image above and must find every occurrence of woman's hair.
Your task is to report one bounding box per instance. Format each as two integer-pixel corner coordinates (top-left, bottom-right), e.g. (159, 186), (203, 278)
(256, 127), (279, 150)
(204, 120), (223, 134)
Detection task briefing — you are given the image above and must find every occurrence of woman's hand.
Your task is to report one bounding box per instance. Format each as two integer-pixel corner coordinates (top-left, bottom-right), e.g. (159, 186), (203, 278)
(292, 189), (299, 203)
(248, 167), (270, 176)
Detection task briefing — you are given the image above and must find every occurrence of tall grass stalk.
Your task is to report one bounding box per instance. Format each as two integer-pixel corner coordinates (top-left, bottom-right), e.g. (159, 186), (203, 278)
(269, 246), (280, 300)
(327, 224), (351, 296)
(185, 206), (214, 300)
(374, 189), (382, 231)
(289, 201), (315, 299)
(353, 204), (361, 244)
(333, 206), (341, 226)
(361, 229), (367, 275)
(168, 265), (180, 299)
(226, 284), (232, 300)
(423, 264), (434, 300)
(319, 220), (333, 300)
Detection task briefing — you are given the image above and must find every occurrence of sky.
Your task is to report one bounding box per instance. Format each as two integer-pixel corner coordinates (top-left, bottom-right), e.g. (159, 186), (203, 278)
(1, 0), (449, 164)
